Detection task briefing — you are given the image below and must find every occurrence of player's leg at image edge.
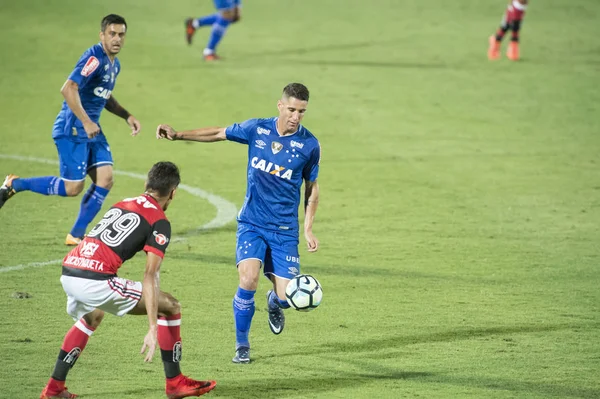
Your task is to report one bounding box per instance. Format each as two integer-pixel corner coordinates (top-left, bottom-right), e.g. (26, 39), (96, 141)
(41, 311), (216, 398)
(0, 174), (69, 209)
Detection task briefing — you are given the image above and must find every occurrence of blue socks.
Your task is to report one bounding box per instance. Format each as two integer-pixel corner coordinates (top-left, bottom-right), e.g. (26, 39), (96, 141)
(233, 287), (255, 349)
(205, 16), (231, 54)
(268, 291), (291, 309)
(194, 13), (218, 28)
(70, 184), (109, 238)
(12, 176), (67, 196)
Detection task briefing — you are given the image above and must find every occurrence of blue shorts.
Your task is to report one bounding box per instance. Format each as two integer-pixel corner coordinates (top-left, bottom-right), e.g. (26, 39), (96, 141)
(236, 222), (300, 280)
(214, 0), (240, 11)
(54, 137), (113, 181)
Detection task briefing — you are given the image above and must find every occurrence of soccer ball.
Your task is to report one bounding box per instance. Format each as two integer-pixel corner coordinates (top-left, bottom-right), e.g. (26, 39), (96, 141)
(285, 274), (323, 311)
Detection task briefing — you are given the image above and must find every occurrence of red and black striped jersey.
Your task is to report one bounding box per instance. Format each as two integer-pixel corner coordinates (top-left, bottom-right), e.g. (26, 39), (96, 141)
(63, 194), (170, 278)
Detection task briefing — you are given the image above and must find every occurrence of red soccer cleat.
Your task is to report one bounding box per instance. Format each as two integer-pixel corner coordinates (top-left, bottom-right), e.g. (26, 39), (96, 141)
(40, 379), (78, 399)
(507, 41), (520, 61)
(166, 374), (217, 399)
(185, 18), (196, 45)
(487, 35), (501, 60)
(203, 54), (221, 61)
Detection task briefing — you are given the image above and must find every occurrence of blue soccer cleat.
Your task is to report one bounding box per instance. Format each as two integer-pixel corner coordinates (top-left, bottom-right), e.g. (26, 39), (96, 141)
(232, 346), (250, 364)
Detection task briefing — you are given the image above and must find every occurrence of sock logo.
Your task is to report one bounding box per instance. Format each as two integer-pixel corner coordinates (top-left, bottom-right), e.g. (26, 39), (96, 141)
(173, 341), (182, 362)
(63, 347), (82, 366)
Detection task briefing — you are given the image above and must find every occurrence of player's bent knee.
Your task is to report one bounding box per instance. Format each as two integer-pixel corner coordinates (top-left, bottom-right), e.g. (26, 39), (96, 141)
(239, 274), (259, 291)
(96, 178), (114, 191)
(83, 310), (104, 328)
(64, 181), (85, 196)
(221, 9), (236, 22)
(159, 292), (181, 316)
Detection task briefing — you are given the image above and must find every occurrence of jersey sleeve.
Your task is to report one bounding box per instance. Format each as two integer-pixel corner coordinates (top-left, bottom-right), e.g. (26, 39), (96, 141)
(303, 141), (321, 182)
(225, 119), (258, 145)
(67, 49), (101, 88)
(144, 219), (171, 258)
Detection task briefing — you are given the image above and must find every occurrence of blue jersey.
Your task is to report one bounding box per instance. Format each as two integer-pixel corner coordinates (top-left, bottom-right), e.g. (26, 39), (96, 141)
(226, 117), (321, 236)
(52, 43), (121, 142)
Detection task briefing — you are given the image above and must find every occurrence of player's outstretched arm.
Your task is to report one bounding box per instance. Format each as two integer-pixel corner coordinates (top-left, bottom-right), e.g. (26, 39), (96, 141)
(105, 95), (141, 136)
(140, 252), (162, 363)
(304, 180), (320, 252)
(61, 79), (100, 139)
(156, 124), (227, 142)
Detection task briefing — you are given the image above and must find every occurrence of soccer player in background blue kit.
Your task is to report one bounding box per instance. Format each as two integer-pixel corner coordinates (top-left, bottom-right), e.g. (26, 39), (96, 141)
(156, 83), (321, 363)
(0, 15), (141, 246)
(185, 0), (242, 60)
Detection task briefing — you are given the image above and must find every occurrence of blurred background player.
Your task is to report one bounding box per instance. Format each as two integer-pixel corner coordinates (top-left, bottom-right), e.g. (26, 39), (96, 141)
(40, 161), (217, 399)
(185, 0), (241, 61)
(0, 14), (141, 245)
(488, 0), (528, 61)
(156, 83), (321, 364)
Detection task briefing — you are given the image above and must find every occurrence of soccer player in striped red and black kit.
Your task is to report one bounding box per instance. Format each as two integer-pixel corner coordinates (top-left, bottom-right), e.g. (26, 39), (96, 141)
(40, 162), (216, 399)
(488, 0), (528, 61)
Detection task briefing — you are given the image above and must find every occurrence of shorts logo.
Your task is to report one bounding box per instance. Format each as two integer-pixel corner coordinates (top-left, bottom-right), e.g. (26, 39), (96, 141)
(153, 231), (169, 245)
(288, 267), (299, 275)
(80, 241), (100, 257)
(81, 56), (100, 77)
(173, 341), (182, 362)
(257, 127), (270, 135)
(271, 141), (283, 154)
(286, 256), (300, 264)
(290, 140), (304, 149)
(63, 347), (82, 365)
(255, 139), (266, 149)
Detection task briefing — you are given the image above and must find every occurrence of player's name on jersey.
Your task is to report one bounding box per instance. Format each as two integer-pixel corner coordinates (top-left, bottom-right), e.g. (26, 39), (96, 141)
(64, 256), (105, 272)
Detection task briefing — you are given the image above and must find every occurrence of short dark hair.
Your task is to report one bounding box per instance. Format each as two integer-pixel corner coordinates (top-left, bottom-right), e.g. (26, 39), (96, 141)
(146, 162), (180, 197)
(101, 14), (127, 32)
(283, 83), (309, 102)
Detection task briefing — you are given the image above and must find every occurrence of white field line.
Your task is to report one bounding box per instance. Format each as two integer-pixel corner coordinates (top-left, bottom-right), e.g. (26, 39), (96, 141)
(0, 153), (238, 272)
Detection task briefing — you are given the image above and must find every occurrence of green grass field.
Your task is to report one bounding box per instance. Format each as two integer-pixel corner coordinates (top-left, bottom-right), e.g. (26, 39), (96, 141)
(1, 0), (600, 397)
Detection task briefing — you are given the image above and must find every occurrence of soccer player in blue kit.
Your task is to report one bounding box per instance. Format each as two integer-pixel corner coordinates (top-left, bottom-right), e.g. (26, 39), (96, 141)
(156, 83), (321, 363)
(185, 0), (242, 60)
(0, 14), (141, 246)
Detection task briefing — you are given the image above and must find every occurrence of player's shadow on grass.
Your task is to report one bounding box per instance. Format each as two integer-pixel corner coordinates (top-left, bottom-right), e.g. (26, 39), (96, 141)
(316, 323), (586, 354)
(327, 358), (600, 399)
(430, 373), (600, 399)
(214, 370), (433, 398)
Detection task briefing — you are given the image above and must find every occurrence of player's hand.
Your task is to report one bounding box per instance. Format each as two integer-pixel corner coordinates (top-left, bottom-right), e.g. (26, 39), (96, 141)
(156, 124), (177, 140)
(140, 329), (158, 362)
(304, 230), (319, 252)
(127, 115), (141, 136)
(83, 120), (101, 139)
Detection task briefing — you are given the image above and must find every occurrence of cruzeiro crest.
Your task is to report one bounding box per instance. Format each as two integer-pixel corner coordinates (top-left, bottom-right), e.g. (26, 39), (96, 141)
(271, 141), (283, 154)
